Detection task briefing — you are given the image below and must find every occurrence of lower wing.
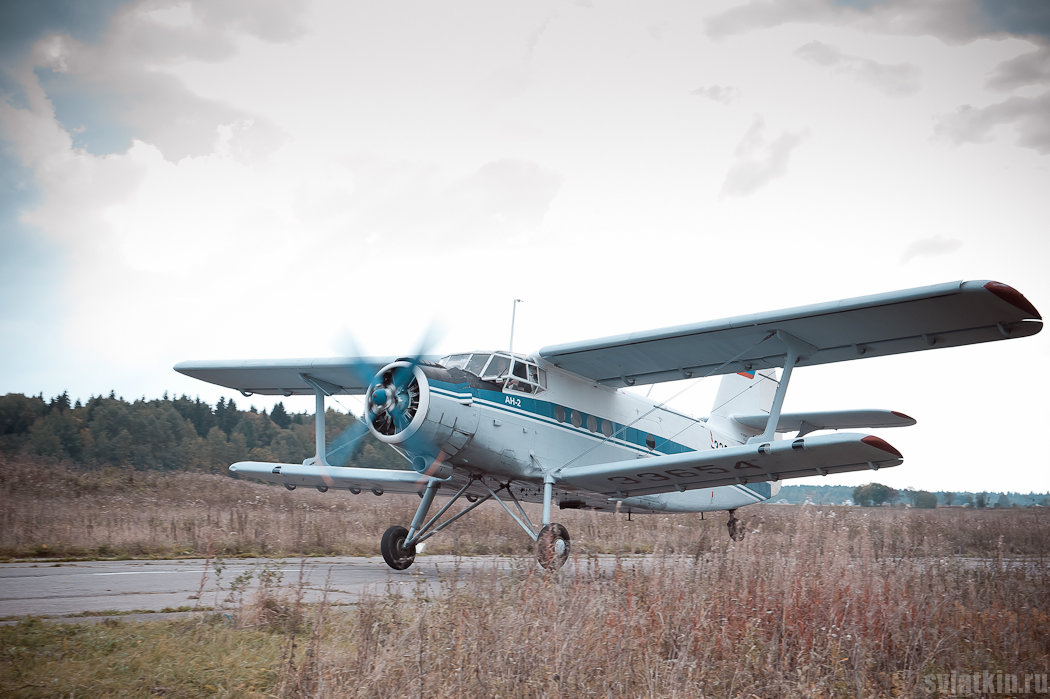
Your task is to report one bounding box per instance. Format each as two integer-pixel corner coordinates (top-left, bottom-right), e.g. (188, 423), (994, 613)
(230, 462), (431, 493)
(556, 432), (902, 498)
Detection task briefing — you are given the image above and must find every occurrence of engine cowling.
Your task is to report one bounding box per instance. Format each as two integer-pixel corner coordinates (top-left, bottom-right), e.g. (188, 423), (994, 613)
(366, 360), (430, 445)
(365, 360), (476, 479)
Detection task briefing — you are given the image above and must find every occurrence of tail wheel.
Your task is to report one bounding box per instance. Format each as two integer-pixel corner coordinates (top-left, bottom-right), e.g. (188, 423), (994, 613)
(381, 525), (416, 570)
(727, 510), (745, 541)
(536, 523), (570, 570)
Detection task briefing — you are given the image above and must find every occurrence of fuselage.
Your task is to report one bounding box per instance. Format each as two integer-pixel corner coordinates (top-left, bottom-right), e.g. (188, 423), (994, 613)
(376, 351), (779, 513)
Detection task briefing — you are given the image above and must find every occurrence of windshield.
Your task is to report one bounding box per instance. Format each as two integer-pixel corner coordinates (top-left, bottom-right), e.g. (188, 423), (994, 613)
(440, 351), (546, 393)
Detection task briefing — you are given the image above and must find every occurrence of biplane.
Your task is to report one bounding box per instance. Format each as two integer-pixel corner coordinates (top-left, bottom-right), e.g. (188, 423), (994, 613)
(176, 280), (1041, 570)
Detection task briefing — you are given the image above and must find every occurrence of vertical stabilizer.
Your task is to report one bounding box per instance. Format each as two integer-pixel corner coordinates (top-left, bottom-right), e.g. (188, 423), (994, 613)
(707, 369), (778, 443)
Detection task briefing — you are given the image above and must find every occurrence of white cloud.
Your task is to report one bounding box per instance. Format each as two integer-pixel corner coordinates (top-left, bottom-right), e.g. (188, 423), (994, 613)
(15, 0), (303, 160)
(721, 117), (808, 197)
(987, 46), (1050, 91)
(795, 40), (920, 96)
(705, 0), (1050, 156)
(705, 0), (1048, 45)
(935, 92), (1050, 153)
(692, 85), (740, 104)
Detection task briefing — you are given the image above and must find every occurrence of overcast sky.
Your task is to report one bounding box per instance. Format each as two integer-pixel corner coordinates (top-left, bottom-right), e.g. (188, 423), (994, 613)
(2, 0), (1048, 493)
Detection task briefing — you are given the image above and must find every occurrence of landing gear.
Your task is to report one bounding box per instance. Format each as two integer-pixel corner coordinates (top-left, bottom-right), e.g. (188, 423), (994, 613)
(727, 509), (745, 541)
(377, 475), (572, 572)
(381, 525), (416, 570)
(536, 523), (570, 571)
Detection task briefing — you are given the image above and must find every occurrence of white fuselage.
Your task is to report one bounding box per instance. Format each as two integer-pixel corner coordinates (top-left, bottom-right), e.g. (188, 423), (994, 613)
(405, 355), (778, 514)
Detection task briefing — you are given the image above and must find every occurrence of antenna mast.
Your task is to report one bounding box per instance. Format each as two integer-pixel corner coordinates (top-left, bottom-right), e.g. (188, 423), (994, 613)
(509, 298), (523, 355)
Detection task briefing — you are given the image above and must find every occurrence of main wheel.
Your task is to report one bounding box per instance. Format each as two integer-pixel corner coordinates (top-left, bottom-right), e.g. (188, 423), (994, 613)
(381, 525), (416, 570)
(536, 523), (570, 570)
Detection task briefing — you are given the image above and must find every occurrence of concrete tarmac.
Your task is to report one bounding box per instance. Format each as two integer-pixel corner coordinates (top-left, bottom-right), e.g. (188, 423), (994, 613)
(0, 555), (518, 622)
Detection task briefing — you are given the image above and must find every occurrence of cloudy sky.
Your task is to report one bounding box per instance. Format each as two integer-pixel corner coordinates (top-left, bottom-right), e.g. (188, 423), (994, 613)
(2, 0), (1048, 493)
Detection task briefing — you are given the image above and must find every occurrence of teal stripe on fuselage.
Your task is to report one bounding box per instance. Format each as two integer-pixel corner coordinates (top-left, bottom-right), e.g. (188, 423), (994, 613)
(430, 380), (696, 457)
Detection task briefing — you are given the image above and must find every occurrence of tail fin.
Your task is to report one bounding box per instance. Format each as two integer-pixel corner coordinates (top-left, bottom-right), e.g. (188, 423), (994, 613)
(707, 369), (778, 442)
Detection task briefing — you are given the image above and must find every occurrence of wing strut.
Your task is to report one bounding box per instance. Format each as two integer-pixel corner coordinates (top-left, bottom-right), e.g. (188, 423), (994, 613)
(299, 373), (336, 467)
(748, 330), (817, 444)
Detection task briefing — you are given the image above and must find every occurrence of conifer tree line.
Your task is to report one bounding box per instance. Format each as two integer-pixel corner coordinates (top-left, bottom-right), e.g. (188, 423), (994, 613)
(0, 391), (408, 472)
(4, 393), (1047, 505)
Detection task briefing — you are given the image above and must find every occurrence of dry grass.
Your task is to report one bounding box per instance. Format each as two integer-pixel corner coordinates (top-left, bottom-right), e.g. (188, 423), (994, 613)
(2, 455), (1048, 561)
(2, 508), (1047, 697)
(305, 543), (1049, 697)
(2, 456), (1049, 696)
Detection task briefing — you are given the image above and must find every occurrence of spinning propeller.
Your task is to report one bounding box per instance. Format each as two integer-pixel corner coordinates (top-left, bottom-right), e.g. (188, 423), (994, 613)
(367, 363), (422, 436)
(318, 325), (443, 478)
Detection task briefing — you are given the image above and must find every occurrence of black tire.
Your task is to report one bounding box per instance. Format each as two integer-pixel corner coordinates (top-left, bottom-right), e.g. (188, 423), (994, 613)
(727, 512), (745, 542)
(381, 525), (416, 570)
(536, 523), (570, 570)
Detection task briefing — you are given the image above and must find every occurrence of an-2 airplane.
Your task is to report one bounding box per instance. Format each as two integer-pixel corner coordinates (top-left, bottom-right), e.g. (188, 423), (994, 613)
(176, 280), (1041, 570)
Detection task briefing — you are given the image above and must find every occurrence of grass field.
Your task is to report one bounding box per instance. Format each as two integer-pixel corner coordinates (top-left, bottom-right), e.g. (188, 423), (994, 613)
(2, 456), (1048, 696)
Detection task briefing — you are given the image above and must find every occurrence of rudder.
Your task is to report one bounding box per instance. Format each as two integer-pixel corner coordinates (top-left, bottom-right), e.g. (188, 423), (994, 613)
(707, 369), (778, 442)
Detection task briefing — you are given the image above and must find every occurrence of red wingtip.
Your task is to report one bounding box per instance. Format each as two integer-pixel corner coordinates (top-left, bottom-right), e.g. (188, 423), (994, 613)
(984, 281), (1041, 320)
(861, 435), (903, 458)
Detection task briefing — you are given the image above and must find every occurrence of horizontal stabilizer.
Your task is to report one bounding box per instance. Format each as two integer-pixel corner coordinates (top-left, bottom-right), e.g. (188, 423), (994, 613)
(557, 432), (903, 498)
(229, 462), (430, 493)
(732, 409), (916, 436)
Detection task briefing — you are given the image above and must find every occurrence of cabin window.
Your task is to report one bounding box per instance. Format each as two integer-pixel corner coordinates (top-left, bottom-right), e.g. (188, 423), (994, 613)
(586, 415), (598, 433)
(555, 406), (566, 423)
(601, 420), (613, 438)
(571, 411), (582, 428)
(646, 434), (656, 450)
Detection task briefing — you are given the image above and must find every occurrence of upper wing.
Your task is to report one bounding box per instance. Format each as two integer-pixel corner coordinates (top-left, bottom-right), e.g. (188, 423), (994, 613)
(557, 432), (903, 498)
(173, 357), (401, 395)
(538, 280), (1041, 387)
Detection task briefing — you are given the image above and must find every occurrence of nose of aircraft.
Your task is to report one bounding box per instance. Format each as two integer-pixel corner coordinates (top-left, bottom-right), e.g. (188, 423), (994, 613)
(367, 360), (430, 442)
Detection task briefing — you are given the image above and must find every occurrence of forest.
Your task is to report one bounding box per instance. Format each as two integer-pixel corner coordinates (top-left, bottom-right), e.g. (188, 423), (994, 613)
(0, 391), (406, 473)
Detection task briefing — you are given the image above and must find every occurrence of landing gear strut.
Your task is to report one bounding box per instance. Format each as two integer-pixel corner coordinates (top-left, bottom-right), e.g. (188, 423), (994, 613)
(727, 509), (745, 541)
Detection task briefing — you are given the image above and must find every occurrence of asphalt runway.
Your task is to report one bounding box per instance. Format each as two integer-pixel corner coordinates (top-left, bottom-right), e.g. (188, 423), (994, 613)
(0, 555), (521, 622)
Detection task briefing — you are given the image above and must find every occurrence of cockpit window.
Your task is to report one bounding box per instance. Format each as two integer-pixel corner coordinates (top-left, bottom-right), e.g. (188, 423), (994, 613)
(464, 353), (490, 376)
(440, 351), (546, 394)
(484, 354), (511, 380)
(442, 354), (470, 370)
